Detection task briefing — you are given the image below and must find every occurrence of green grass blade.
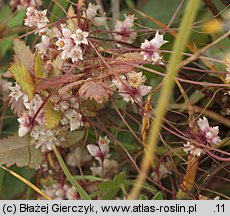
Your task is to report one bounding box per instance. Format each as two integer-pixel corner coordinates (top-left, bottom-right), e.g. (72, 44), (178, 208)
(52, 145), (91, 200)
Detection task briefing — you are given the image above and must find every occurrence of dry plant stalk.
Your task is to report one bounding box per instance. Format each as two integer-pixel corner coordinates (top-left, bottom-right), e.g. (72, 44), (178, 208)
(128, 0), (201, 200)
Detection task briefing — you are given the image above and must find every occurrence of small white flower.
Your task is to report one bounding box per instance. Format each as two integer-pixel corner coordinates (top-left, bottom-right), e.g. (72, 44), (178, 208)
(87, 136), (111, 162)
(71, 29), (89, 45)
(55, 28), (74, 51)
(36, 35), (50, 59)
(44, 183), (78, 200)
(140, 31), (168, 64)
(32, 126), (65, 152)
(24, 7), (49, 35)
(98, 136), (110, 145)
(65, 187), (78, 200)
(197, 117), (221, 145)
(84, 3), (100, 20)
(24, 7), (37, 27)
(183, 141), (205, 157)
(123, 14), (136, 28)
(56, 27), (84, 62)
(68, 45), (83, 63)
(18, 113), (31, 137)
(112, 72), (151, 103)
(197, 116), (210, 132)
(113, 14), (137, 44)
(65, 109), (83, 131)
(44, 183), (64, 200)
(9, 83), (23, 101)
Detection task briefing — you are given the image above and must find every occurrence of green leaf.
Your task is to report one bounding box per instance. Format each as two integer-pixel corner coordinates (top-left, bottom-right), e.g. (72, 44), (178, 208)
(141, 0), (185, 28)
(189, 90), (205, 105)
(153, 191), (164, 200)
(0, 36), (14, 56)
(13, 39), (34, 71)
(62, 130), (86, 147)
(52, 145), (91, 200)
(0, 135), (42, 168)
(44, 101), (61, 129)
(0, 166), (35, 199)
(50, 0), (69, 21)
(139, 194), (148, 200)
(8, 10), (25, 28)
(9, 57), (35, 100)
(34, 52), (45, 78)
(0, 9), (25, 56)
(97, 172), (127, 199)
(0, 5), (10, 23)
(125, 180), (158, 195)
(0, 169), (5, 193)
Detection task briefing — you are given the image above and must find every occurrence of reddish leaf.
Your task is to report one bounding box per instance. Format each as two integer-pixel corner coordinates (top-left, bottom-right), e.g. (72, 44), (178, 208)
(79, 80), (114, 103)
(36, 74), (81, 91)
(9, 96), (25, 117)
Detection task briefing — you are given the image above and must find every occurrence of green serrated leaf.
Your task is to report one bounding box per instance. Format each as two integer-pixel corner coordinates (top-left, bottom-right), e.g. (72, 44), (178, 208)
(125, 180), (158, 195)
(9, 58), (35, 100)
(98, 172), (127, 199)
(44, 101), (61, 129)
(34, 52), (45, 78)
(0, 135), (42, 168)
(114, 172), (126, 184)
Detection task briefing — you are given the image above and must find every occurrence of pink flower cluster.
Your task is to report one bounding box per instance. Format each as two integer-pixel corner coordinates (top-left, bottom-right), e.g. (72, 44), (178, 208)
(8, 2), (157, 154)
(44, 182), (79, 200)
(24, 7), (49, 35)
(140, 31), (168, 65)
(113, 14), (137, 44)
(184, 117), (221, 157)
(55, 27), (89, 63)
(112, 72), (152, 103)
(197, 116), (221, 146)
(8, 84), (85, 152)
(10, 0), (41, 10)
(87, 136), (118, 177)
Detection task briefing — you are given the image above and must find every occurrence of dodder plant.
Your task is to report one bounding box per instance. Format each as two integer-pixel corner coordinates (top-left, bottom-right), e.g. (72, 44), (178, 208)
(0, 0), (229, 200)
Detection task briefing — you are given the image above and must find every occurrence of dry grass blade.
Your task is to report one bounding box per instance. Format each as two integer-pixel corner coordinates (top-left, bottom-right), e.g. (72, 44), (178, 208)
(0, 165), (52, 200)
(128, 0), (201, 200)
